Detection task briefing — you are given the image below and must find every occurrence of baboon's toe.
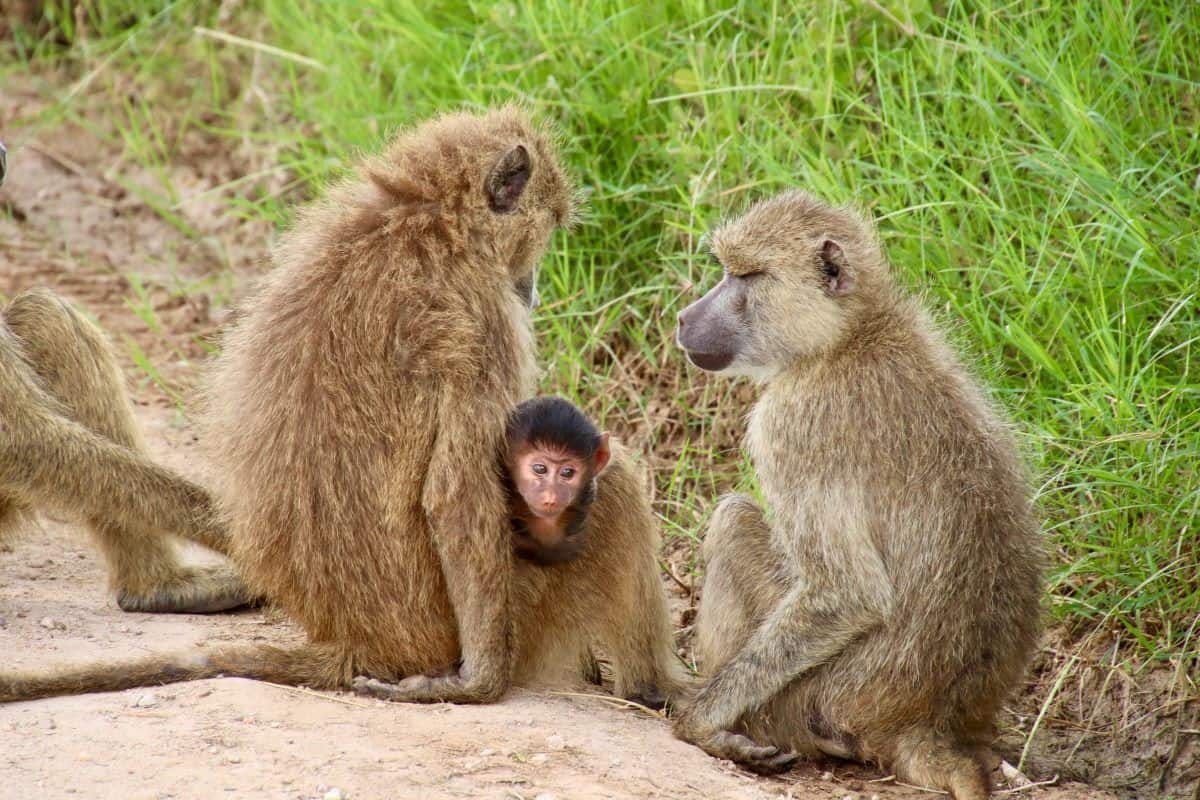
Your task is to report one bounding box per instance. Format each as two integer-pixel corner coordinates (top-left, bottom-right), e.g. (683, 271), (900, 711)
(116, 563), (255, 614)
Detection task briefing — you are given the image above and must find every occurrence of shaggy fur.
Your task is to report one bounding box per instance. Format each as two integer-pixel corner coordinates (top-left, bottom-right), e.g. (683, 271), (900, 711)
(0, 108), (682, 706)
(0, 289), (240, 611)
(675, 191), (1045, 800)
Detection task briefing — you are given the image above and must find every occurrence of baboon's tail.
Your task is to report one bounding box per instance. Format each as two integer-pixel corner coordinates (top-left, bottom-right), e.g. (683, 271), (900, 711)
(0, 643), (350, 703)
(894, 729), (991, 800)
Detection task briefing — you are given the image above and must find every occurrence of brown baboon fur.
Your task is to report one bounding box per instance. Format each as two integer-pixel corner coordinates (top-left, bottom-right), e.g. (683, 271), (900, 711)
(0, 289), (243, 612)
(674, 191), (1045, 799)
(0, 108), (683, 707)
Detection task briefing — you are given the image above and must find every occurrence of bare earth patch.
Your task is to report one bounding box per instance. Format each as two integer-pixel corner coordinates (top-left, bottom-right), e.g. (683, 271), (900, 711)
(0, 69), (1154, 800)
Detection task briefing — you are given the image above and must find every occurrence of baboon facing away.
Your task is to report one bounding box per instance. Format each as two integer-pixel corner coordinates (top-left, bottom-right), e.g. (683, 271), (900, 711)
(674, 191), (1044, 799)
(0, 108), (682, 708)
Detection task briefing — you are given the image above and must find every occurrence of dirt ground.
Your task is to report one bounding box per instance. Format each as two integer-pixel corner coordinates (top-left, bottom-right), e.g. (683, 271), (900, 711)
(0, 71), (1175, 800)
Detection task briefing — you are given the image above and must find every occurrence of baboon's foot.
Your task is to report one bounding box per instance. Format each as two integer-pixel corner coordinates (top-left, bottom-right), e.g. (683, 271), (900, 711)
(115, 562), (254, 614)
(675, 726), (799, 775)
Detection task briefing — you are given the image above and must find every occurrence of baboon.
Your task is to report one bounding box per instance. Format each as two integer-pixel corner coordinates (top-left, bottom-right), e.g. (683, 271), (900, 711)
(0, 288), (246, 613)
(0, 108), (683, 708)
(673, 191), (1044, 799)
(505, 396), (611, 565)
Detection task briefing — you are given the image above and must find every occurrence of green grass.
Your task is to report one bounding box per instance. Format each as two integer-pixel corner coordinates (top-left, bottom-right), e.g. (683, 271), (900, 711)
(6, 0), (1198, 661)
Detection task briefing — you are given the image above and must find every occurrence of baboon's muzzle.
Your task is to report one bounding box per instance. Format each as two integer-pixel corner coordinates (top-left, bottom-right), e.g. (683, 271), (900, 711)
(676, 275), (744, 372)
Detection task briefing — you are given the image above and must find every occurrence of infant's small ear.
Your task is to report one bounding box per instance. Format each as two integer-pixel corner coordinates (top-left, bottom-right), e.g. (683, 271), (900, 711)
(487, 145), (532, 213)
(820, 239), (854, 297)
(594, 432), (612, 475)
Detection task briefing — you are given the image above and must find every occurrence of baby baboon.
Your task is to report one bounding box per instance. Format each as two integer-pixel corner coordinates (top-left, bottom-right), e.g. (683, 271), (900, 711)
(0, 289), (245, 612)
(674, 191), (1044, 799)
(0, 109), (682, 708)
(505, 396), (611, 565)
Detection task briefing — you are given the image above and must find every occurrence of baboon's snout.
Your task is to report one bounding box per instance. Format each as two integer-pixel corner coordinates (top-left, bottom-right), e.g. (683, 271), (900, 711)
(676, 288), (738, 372)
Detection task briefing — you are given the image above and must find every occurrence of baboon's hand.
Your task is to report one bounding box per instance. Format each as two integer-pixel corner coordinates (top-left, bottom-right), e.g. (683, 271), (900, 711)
(673, 716), (798, 775)
(352, 669), (504, 704)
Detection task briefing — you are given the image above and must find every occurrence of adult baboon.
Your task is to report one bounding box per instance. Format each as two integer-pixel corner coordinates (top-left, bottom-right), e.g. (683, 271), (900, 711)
(0, 108), (682, 708)
(674, 191), (1044, 800)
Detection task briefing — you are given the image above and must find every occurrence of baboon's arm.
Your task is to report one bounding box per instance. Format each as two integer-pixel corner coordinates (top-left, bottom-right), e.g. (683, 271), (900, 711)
(676, 535), (892, 766)
(355, 388), (512, 704)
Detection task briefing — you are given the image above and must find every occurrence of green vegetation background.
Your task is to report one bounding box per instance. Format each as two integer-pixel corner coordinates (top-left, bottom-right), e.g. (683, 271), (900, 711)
(6, 1), (1198, 662)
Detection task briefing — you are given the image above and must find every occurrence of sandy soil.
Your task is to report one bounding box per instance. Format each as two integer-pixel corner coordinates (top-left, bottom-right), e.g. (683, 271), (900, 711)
(0, 69), (1144, 800)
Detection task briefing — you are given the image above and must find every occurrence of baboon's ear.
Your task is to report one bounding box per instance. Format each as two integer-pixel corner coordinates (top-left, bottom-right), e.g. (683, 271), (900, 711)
(593, 432), (612, 475)
(487, 145), (532, 213)
(820, 239), (854, 297)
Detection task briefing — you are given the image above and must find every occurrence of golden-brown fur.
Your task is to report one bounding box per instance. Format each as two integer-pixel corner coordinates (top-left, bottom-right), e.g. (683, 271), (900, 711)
(0, 288), (243, 612)
(674, 191), (1045, 799)
(0, 108), (682, 707)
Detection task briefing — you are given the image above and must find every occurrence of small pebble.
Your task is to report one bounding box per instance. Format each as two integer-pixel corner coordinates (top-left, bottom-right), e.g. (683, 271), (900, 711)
(133, 692), (159, 708)
(43, 718), (56, 730)
(535, 794), (559, 800)
(820, 771), (834, 782)
(324, 789), (346, 800)
(39, 616), (65, 631)
(225, 754), (241, 764)
(529, 753), (549, 766)
(546, 734), (566, 751)
(479, 748), (496, 757)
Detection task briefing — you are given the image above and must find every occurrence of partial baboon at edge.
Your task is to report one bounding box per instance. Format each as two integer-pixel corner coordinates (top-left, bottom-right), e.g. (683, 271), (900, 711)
(674, 191), (1044, 799)
(0, 288), (246, 613)
(0, 108), (683, 708)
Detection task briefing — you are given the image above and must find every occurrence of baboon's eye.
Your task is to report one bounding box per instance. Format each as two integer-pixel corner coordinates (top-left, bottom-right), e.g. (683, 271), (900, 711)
(560, 467), (576, 479)
(532, 463), (548, 475)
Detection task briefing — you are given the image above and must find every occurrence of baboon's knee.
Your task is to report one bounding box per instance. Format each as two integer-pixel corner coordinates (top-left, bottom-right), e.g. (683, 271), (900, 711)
(4, 289), (142, 450)
(702, 493), (766, 562)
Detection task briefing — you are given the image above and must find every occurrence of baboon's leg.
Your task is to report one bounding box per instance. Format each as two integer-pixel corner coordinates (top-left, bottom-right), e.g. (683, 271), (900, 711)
(894, 730), (991, 800)
(681, 494), (801, 771)
(680, 487), (893, 773)
(693, 494), (789, 674)
(0, 289), (246, 613)
(691, 496), (878, 766)
(600, 541), (685, 710)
